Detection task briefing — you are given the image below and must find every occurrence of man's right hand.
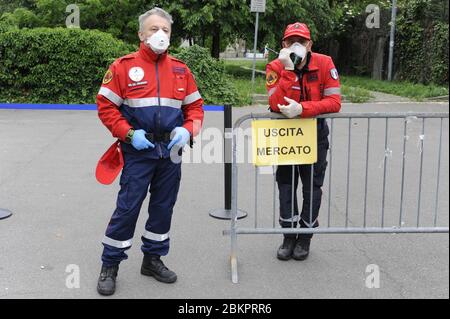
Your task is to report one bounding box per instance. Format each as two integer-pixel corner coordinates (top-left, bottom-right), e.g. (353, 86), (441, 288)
(131, 129), (155, 150)
(278, 48), (295, 71)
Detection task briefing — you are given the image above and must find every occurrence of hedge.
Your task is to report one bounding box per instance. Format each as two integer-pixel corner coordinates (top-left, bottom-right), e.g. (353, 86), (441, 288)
(392, 0), (448, 85)
(173, 45), (240, 106)
(0, 28), (241, 106)
(396, 20), (449, 85)
(0, 27), (133, 104)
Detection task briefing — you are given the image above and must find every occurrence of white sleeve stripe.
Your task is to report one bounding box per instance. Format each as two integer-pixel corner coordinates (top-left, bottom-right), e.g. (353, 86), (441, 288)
(323, 87), (341, 96)
(182, 91), (202, 105)
(268, 87), (277, 97)
(99, 87), (123, 106)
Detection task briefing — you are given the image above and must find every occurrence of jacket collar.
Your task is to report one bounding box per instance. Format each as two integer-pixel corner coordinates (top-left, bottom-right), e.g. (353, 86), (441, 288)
(305, 52), (319, 72)
(300, 52), (319, 72)
(293, 52), (319, 78)
(138, 42), (168, 63)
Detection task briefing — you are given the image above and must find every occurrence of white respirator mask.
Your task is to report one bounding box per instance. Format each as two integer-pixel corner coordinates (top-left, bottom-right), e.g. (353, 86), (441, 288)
(145, 29), (170, 54)
(288, 42), (307, 65)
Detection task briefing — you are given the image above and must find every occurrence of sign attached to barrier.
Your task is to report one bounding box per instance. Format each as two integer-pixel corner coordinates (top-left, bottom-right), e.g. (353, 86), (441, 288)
(251, 119), (317, 166)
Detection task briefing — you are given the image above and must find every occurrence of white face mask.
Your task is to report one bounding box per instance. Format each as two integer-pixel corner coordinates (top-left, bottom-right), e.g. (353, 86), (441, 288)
(289, 42), (307, 60)
(145, 29), (170, 54)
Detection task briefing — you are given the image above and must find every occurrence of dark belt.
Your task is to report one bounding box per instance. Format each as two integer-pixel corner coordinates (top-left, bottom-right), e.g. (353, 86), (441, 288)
(145, 132), (171, 143)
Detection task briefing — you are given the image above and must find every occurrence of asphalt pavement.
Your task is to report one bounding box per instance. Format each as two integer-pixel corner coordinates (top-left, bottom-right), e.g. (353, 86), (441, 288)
(0, 101), (448, 299)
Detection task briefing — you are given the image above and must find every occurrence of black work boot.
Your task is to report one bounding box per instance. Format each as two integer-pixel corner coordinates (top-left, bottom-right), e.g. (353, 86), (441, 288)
(277, 236), (296, 260)
(293, 238), (311, 261)
(97, 265), (119, 296)
(141, 255), (177, 283)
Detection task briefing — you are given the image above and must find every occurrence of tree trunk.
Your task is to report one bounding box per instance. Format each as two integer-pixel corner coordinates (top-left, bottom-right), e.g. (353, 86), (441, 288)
(372, 36), (386, 80)
(201, 30), (206, 47)
(211, 28), (220, 59)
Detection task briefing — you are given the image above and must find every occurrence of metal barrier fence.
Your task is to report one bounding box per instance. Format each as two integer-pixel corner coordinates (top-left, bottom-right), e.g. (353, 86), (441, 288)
(224, 112), (449, 283)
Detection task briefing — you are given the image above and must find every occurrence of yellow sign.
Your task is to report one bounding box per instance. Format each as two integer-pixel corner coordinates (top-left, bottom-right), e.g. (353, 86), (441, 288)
(252, 119), (317, 166)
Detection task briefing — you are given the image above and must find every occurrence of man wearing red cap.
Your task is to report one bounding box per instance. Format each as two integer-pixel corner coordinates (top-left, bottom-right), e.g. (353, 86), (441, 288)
(266, 22), (341, 261)
(95, 7), (204, 295)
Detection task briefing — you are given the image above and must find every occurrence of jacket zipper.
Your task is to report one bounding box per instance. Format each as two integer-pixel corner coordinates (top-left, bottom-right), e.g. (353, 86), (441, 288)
(155, 55), (163, 158)
(299, 72), (304, 102)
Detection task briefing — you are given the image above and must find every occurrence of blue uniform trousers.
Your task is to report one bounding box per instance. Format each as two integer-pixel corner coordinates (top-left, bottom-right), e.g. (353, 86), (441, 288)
(101, 152), (181, 266)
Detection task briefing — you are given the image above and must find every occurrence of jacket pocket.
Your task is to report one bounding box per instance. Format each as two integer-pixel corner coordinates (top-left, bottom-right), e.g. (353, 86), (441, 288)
(173, 74), (187, 101)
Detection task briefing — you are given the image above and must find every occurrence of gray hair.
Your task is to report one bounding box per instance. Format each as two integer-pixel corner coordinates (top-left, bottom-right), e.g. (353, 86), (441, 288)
(139, 7), (173, 32)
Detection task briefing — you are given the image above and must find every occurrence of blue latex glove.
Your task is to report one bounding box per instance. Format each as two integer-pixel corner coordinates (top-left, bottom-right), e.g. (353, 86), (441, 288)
(131, 129), (155, 150)
(167, 127), (190, 150)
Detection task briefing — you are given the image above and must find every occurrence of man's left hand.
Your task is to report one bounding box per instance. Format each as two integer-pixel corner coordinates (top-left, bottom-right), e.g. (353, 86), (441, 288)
(167, 127), (191, 150)
(278, 96), (303, 118)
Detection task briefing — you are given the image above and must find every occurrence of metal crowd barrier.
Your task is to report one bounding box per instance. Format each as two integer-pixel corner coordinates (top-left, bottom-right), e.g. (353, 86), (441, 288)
(224, 111), (449, 283)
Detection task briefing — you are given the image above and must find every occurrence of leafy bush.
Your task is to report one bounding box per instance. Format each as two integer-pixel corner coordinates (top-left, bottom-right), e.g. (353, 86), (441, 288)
(0, 17), (17, 33)
(0, 31), (243, 105)
(173, 45), (240, 106)
(0, 27), (133, 103)
(429, 22), (449, 84)
(395, 0), (449, 85)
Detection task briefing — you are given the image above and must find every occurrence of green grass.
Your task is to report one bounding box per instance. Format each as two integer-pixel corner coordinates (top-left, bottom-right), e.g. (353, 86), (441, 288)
(223, 59), (268, 106)
(341, 85), (373, 103)
(223, 59), (448, 104)
(230, 76), (267, 106)
(224, 64), (263, 78)
(341, 76), (449, 101)
(222, 58), (267, 72)
(229, 77), (373, 105)
(224, 59), (373, 104)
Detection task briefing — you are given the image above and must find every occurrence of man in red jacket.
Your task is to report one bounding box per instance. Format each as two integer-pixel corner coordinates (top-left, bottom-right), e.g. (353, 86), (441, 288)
(266, 22), (341, 261)
(96, 7), (204, 295)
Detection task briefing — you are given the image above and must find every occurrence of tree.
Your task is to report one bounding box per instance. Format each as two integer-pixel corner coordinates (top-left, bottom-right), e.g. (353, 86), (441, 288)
(0, 0), (34, 13)
(0, 0), (155, 44)
(1, 0), (338, 59)
(162, 0), (336, 58)
(249, 0), (335, 53)
(160, 0), (252, 58)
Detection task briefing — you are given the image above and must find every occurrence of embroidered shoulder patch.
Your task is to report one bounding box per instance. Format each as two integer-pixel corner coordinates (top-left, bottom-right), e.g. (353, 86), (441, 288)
(266, 70), (279, 86)
(330, 68), (339, 80)
(102, 70), (113, 85)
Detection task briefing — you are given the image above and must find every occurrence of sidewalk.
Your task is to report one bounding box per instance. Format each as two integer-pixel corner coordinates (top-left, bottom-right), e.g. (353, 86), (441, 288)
(367, 91), (413, 103)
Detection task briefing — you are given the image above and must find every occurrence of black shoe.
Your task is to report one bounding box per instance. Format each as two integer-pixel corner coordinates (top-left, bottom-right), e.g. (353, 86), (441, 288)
(141, 255), (177, 283)
(293, 238), (311, 260)
(277, 236), (296, 261)
(97, 265), (119, 296)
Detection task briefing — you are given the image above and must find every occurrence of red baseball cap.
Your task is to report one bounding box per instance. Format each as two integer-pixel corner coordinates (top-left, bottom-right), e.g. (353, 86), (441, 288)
(95, 140), (124, 185)
(283, 22), (311, 41)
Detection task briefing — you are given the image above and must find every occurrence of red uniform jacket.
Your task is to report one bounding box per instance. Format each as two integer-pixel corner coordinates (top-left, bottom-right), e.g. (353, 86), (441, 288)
(97, 42), (204, 159)
(266, 52), (341, 117)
